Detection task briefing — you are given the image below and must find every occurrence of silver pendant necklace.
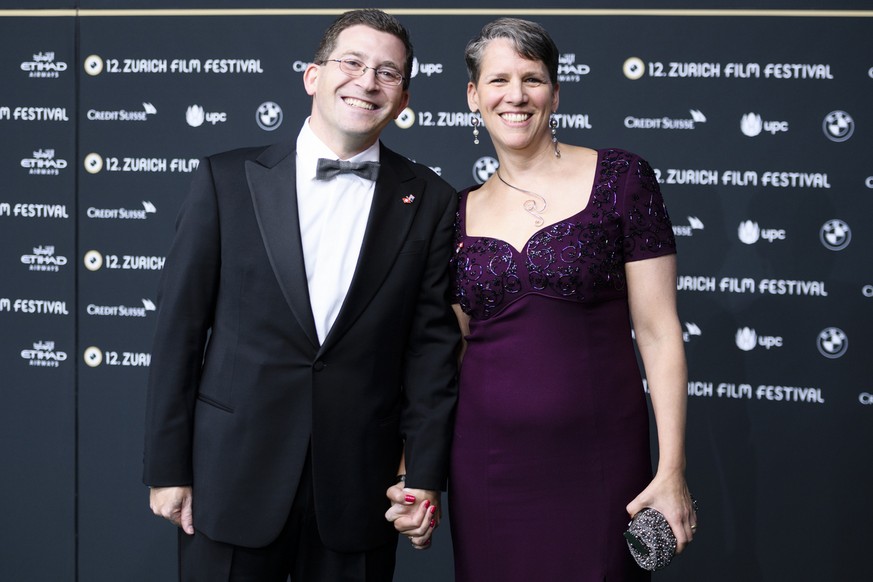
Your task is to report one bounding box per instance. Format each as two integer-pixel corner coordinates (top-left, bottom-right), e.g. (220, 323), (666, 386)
(496, 171), (548, 226)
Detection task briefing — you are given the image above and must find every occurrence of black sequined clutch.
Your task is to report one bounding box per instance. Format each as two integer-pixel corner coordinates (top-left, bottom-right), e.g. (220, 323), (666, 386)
(623, 498), (697, 571)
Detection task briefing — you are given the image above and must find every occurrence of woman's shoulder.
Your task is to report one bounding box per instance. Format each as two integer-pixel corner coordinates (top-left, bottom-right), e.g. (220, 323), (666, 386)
(561, 144), (600, 161)
(594, 148), (659, 183)
(459, 182), (486, 200)
(596, 147), (646, 163)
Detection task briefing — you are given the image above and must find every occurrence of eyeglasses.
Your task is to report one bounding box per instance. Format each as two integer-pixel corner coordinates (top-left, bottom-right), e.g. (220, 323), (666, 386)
(322, 58), (405, 87)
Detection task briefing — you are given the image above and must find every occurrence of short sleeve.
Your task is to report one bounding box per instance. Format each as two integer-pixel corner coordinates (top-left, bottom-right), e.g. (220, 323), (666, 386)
(620, 155), (676, 262)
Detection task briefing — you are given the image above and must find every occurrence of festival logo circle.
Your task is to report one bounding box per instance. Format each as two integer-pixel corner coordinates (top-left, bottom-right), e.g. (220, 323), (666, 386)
(623, 57), (645, 80)
(83, 152), (103, 174)
(83, 346), (104, 367)
(394, 107), (415, 129)
(83, 54), (104, 76)
(83, 250), (103, 271)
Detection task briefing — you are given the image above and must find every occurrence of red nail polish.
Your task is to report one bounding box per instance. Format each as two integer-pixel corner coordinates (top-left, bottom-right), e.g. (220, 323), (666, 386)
(424, 500), (430, 508)
(429, 505), (437, 514)
(404, 494), (416, 503)
(430, 518), (435, 528)
(425, 538), (432, 545)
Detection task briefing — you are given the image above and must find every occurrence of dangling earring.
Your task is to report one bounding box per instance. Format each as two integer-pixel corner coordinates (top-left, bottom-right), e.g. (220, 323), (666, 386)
(472, 114), (480, 145)
(550, 115), (561, 158)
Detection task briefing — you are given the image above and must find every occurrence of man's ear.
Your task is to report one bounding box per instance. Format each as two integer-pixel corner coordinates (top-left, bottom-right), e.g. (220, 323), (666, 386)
(303, 63), (320, 96)
(393, 91), (411, 119)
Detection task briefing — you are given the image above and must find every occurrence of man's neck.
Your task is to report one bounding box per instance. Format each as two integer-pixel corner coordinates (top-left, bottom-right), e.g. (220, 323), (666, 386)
(307, 118), (377, 160)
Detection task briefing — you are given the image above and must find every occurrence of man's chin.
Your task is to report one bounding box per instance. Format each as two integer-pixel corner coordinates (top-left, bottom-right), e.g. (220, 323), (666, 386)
(340, 118), (391, 140)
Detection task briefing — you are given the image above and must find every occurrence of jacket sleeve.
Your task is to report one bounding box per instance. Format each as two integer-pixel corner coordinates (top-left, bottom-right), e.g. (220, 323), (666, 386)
(142, 158), (221, 486)
(399, 178), (460, 491)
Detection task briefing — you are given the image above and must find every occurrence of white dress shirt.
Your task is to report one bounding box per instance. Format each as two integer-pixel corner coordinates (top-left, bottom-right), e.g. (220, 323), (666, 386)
(295, 119), (379, 344)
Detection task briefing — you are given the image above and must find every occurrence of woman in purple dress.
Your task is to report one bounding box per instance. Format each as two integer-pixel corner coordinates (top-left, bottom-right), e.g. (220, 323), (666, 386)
(389, 18), (696, 580)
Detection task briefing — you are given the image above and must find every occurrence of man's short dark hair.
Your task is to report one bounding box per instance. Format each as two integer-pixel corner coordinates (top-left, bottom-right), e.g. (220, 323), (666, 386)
(314, 9), (414, 90)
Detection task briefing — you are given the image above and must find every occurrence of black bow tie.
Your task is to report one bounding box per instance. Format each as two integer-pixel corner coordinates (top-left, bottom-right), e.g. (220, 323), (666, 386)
(315, 158), (380, 181)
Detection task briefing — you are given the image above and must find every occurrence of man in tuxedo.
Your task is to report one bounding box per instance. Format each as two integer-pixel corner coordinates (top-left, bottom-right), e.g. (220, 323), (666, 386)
(143, 9), (458, 581)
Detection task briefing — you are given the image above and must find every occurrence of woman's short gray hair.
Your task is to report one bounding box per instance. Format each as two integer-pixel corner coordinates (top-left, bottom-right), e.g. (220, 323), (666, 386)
(464, 18), (559, 84)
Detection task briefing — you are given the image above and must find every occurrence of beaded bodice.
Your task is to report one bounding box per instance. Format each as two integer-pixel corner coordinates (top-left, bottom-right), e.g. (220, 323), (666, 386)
(451, 149), (675, 320)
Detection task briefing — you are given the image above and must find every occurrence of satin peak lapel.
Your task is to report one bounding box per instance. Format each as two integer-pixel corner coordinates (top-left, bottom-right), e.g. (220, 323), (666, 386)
(320, 151), (422, 352)
(245, 145), (319, 349)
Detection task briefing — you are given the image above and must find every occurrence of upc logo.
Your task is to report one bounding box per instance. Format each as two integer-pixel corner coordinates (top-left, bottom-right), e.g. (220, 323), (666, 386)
(186, 105), (205, 127)
(738, 221), (760, 244)
(741, 112), (789, 137)
(736, 327), (757, 351)
(411, 57), (443, 78)
(738, 220), (785, 244)
(186, 105), (227, 127)
(736, 327), (783, 351)
(741, 113), (763, 136)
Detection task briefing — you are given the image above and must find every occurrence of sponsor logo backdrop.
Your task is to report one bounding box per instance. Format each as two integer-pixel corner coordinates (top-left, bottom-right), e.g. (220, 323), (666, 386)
(1, 4), (870, 581)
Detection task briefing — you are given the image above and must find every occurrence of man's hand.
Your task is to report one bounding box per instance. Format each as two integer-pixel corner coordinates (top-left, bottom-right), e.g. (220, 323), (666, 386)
(149, 486), (194, 535)
(385, 484), (440, 550)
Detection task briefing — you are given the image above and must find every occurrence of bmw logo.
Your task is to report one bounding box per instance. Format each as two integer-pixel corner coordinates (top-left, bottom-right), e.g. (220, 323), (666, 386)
(822, 110), (854, 142)
(817, 327), (848, 359)
(819, 219), (851, 251)
(473, 156), (499, 184)
(257, 101), (283, 131)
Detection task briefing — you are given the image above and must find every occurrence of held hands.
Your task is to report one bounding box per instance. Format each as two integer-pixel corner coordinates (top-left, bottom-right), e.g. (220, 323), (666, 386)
(149, 485), (194, 535)
(385, 482), (441, 550)
(626, 471), (696, 554)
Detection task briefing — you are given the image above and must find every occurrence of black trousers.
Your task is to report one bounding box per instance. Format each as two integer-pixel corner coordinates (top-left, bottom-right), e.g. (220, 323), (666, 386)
(178, 452), (397, 582)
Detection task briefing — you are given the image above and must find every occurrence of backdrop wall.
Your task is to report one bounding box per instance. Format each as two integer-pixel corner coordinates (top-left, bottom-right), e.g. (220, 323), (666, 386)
(1, 3), (871, 581)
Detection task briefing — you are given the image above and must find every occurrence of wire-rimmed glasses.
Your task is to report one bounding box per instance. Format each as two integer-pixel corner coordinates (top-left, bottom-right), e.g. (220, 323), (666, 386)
(321, 58), (405, 87)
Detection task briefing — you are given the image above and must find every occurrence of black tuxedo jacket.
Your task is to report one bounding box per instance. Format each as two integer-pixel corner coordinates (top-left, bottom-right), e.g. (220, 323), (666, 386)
(143, 139), (459, 551)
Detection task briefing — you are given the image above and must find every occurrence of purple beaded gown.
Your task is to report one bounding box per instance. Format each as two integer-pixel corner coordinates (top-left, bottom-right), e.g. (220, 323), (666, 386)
(448, 149), (676, 581)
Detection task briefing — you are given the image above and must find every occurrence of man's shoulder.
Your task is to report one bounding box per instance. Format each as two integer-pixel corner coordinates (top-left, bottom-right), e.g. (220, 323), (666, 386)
(206, 141), (294, 168)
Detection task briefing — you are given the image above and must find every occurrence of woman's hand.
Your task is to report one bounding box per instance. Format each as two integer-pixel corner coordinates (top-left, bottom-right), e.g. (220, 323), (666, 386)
(385, 483), (441, 550)
(626, 470), (696, 554)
